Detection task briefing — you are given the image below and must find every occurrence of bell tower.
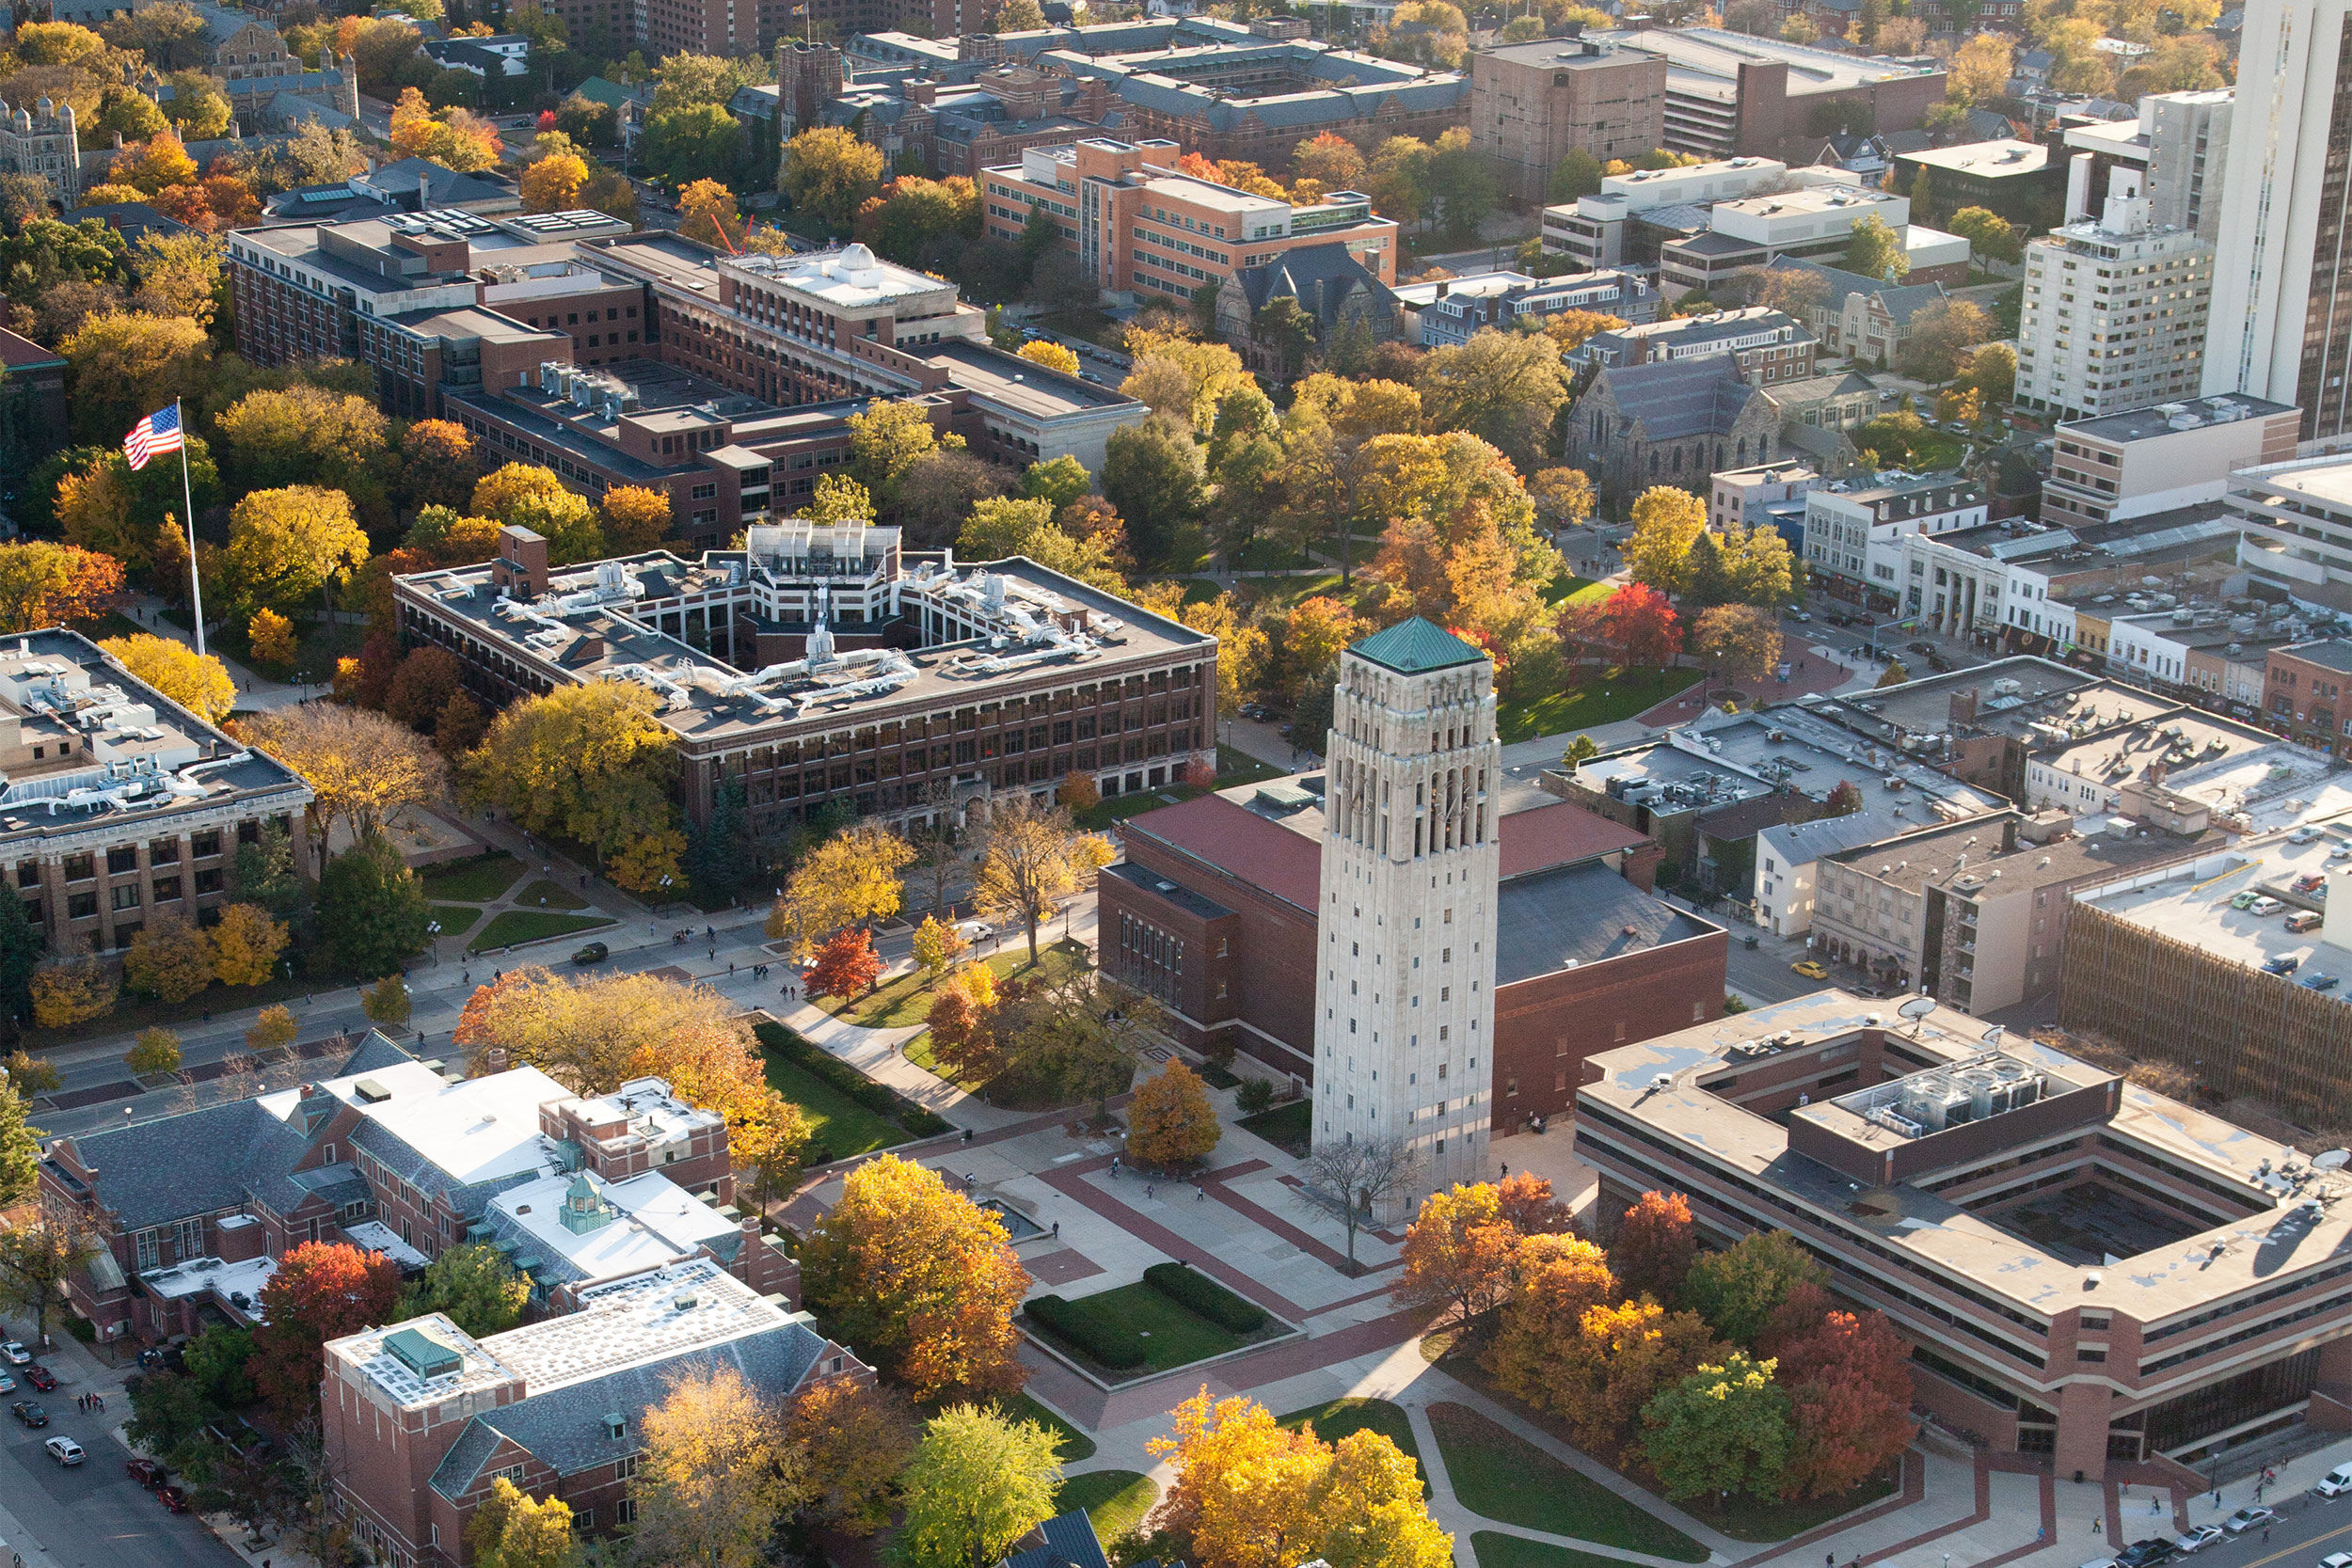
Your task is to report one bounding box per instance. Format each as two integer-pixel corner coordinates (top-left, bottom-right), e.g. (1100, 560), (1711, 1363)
(1311, 618), (1500, 1203)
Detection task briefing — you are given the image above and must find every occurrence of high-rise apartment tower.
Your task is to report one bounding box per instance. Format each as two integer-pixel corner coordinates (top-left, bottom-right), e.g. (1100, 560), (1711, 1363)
(1311, 620), (1499, 1205)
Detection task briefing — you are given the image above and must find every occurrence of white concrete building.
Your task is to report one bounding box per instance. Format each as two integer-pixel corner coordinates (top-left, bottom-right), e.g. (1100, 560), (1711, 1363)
(1539, 155), (1794, 268)
(1311, 617), (1498, 1202)
(2041, 393), (2299, 530)
(1805, 471), (1987, 602)
(2016, 175), (2214, 420)
(2202, 0), (2352, 448)
(1756, 808), (1944, 937)
(2231, 455), (2352, 613)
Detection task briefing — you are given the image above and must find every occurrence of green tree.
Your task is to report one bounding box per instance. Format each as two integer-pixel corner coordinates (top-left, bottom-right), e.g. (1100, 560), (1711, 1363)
(1843, 213), (1909, 282)
(467, 1476), (579, 1568)
(318, 833), (434, 978)
(892, 1403), (1063, 1568)
(0, 884), (41, 1034)
(126, 1026), (181, 1076)
(1946, 205), (2021, 266)
(644, 101), (742, 187)
(0, 1073), (42, 1212)
(1101, 419), (1206, 567)
(362, 973), (412, 1027)
(0, 1219), (99, 1352)
(181, 1323), (256, 1409)
(1639, 1353), (1790, 1500)
(399, 1242), (530, 1337)
(1679, 1230), (1829, 1347)
(1020, 454), (1091, 514)
(1415, 328), (1571, 471)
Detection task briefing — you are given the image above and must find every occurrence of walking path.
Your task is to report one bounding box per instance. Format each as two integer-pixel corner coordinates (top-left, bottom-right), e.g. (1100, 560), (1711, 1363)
(118, 594), (309, 713)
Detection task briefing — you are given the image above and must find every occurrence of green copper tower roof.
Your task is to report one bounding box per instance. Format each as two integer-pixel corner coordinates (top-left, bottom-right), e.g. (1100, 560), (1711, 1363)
(1350, 617), (1486, 675)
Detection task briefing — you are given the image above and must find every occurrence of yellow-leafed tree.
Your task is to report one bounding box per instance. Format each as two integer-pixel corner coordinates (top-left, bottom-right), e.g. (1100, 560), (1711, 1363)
(764, 822), (914, 955)
(122, 911), (213, 1003)
(1125, 1059), (1221, 1169)
(99, 633), (236, 724)
(29, 942), (113, 1029)
(1016, 339), (1081, 376)
(972, 793), (1114, 961)
(464, 682), (679, 882)
(628, 1364), (795, 1568)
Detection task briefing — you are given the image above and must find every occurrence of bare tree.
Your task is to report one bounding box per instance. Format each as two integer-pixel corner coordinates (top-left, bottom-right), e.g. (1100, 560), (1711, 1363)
(1297, 1137), (1420, 1275)
(905, 822), (964, 922)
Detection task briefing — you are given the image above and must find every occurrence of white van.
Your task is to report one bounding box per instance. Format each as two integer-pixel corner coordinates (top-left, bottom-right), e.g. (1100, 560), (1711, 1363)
(2315, 1463), (2352, 1497)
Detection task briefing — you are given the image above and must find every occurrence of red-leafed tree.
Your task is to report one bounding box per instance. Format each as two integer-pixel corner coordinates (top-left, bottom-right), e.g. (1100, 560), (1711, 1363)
(806, 927), (884, 1000)
(1610, 1189), (1697, 1303)
(1558, 583), (1682, 669)
(246, 1241), (403, 1419)
(1773, 1307), (1918, 1498)
(1496, 1170), (1572, 1235)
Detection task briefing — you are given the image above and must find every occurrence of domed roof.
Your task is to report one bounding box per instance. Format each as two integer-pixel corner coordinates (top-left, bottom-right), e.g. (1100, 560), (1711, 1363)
(838, 242), (877, 269)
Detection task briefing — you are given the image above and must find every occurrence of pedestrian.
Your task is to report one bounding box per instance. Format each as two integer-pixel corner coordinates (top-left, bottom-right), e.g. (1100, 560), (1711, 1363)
(1052, 1220), (1060, 1238)
(2265, 1530), (2271, 1545)
(730, 961), (736, 974)
(1828, 1552), (1836, 1567)
(1111, 1155), (1120, 1177)
(1145, 1182), (1154, 1198)
(1197, 1183), (1206, 1202)
(2093, 1520), (2103, 1538)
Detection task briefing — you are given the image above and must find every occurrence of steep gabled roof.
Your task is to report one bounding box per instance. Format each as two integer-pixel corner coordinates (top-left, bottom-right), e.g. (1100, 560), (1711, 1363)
(1594, 356), (1770, 442)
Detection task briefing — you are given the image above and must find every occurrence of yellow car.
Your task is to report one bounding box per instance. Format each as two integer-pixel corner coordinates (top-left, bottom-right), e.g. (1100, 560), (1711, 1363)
(1791, 959), (1829, 980)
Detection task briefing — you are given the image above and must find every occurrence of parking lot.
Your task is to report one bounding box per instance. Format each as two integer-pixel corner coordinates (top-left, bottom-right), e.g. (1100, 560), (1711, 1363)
(2086, 828), (2352, 991)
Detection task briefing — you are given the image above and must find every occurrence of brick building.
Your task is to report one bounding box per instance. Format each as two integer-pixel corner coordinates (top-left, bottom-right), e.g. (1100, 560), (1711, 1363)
(2263, 641), (2352, 752)
(1099, 774), (1721, 1133)
(1466, 37), (1667, 202)
(40, 1037), (790, 1348)
(1567, 355), (1786, 500)
(325, 1261), (864, 1568)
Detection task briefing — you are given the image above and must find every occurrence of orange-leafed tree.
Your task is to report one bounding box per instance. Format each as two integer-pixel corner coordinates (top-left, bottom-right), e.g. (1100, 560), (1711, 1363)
(0, 541), (123, 633)
(803, 927), (884, 1002)
(1148, 1389), (1327, 1568)
(798, 1152), (1031, 1398)
(1484, 1232), (1618, 1402)
(246, 1241), (403, 1419)
(1125, 1059), (1221, 1170)
(787, 1379), (920, 1533)
(1610, 1188), (1697, 1302)
(1546, 1298), (1724, 1457)
(1494, 1169), (1570, 1235)
(1560, 581), (1682, 669)
(1391, 1182), (1520, 1329)
(1772, 1307), (1917, 1498)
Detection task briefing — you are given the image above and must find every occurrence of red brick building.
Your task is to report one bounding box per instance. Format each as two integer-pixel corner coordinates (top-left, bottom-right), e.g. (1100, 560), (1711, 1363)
(1101, 783), (1723, 1132)
(2264, 640), (2352, 753)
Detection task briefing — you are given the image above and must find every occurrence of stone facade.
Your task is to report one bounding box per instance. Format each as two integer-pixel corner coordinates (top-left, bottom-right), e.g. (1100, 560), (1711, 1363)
(1568, 356), (1786, 502)
(0, 96), (80, 205)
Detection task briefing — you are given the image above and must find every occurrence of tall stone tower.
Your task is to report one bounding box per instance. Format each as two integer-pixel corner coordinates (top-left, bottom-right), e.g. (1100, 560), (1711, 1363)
(1311, 618), (1500, 1205)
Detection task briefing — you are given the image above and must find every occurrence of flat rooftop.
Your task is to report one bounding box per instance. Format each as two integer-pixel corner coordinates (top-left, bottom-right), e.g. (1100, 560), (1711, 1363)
(1895, 138), (2053, 176)
(1571, 709), (2000, 823)
(1825, 811), (2222, 895)
(2080, 832), (2352, 985)
(1494, 860), (1715, 984)
(1797, 657), (2106, 743)
(259, 1060), (574, 1189)
(1598, 25), (1938, 98)
(1579, 990), (2352, 1323)
(2058, 393), (2296, 446)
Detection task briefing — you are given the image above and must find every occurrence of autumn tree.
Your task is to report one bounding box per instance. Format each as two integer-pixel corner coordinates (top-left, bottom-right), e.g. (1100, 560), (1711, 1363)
(1895, 298), (1994, 383)
(466, 1477), (577, 1568)
(463, 682), (682, 891)
(99, 633), (235, 724)
(894, 1402), (1063, 1568)
(805, 927), (884, 1000)
(1125, 1059), (1221, 1169)
(233, 705), (447, 859)
(361, 973), (412, 1028)
(0, 541), (122, 632)
(398, 1242), (529, 1338)
(1414, 327), (1572, 471)
(800, 1152), (1032, 1398)
(246, 1001), (298, 1055)
(1640, 1352), (1790, 1500)
(223, 484), (371, 623)
(911, 913), (969, 980)
(201, 902), (286, 989)
(784, 126), (886, 232)
(122, 911), (212, 1002)
(1485, 1233), (1619, 1402)
(789, 1379), (919, 1534)
(1612, 1190), (1697, 1302)
(470, 463), (603, 564)
(1680, 1229), (1829, 1348)
(217, 386), (393, 522)
(247, 1241), (403, 1419)
(519, 150), (588, 213)
(1773, 1307), (1916, 1498)
(29, 941), (113, 1029)
(0, 1219), (99, 1354)
(973, 793), (1114, 961)
(1393, 1182), (1521, 1329)
(599, 485), (671, 553)
(452, 968), (751, 1096)
(125, 1025), (182, 1076)
(630, 1363), (802, 1568)
(848, 399), (959, 509)
(1531, 467), (1597, 531)
(1623, 486), (1708, 596)
(1692, 604), (1785, 686)
(767, 822), (916, 954)
(1560, 582), (1681, 669)
(246, 609), (296, 671)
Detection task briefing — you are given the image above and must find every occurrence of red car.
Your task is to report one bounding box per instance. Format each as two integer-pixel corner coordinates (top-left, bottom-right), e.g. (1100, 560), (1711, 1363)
(22, 1365), (55, 1392)
(157, 1485), (188, 1513)
(125, 1458), (165, 1488)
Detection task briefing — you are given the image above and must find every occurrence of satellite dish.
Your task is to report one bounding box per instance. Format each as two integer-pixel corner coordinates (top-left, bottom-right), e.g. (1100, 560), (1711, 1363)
(2317, 1149), (2351, 1171)
(1899, 996), (1937, 1022)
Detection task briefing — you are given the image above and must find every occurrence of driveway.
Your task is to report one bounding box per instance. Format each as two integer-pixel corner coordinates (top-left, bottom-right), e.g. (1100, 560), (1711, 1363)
(0, 1413), (242, 1568)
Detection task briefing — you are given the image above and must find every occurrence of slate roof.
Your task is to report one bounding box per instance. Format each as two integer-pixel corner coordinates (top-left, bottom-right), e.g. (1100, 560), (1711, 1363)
(56, 1098), (312, 1232)
(1352, 617), (1485, 674)
(1004, 1511), (1115, 1568)
(427, 1323), (829, 1497)
(1768, 256), (1947, 323)
(60, 202), (189, 242)
(1231, 241), (1398, 333)
(1594, 357), (1770, 442)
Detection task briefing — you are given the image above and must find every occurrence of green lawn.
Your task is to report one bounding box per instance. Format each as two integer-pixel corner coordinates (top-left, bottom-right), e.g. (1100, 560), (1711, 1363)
(429, 904), (482, 938)
(1214, 744), (1285, 784)
(1428, 1404), (1707, 1561)
(1472, 1533), (1651, 1568)
(1027, 1281), (1248, 1374)
(422, 853), (526, 903)
(1057, 1471), (1159, 1541)
(1279, 1399), (1427, 1495)
(845, 941), (1090, 1028)
(1683, 1471), (1899, 1543)
(468, 911), (615, 954)
(1544, 574), (1615, 608)
(514, 879), (589, 911)
(1495, 666), (1700, 744)
(1075, 790), (1193, 832)
(756, 1049), (912, 1163)
(1238, 1098), (1311, 1155)
(999, 1392), (1096, 1462)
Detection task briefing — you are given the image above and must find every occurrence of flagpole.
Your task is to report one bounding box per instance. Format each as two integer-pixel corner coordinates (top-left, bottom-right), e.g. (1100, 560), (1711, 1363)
(175, 397), (203, 659)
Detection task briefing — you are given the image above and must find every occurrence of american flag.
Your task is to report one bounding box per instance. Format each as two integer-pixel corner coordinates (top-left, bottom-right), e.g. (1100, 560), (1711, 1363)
(123, 404), (183, 470)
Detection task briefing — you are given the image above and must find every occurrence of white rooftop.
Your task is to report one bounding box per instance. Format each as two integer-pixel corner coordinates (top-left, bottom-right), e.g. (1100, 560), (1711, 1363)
(481, 1259), (783, 1395)
(721, 242), (954, 312)
(345, 1219), (430, 1270)
(138, 1253), (276, 1315)
(262, 1060), (574, 1189)
(577, 1077), (723, 1148)
(487, 1169), (739, 1281)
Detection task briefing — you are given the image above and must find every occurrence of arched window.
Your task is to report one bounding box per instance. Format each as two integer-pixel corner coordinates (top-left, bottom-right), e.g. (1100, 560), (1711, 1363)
(1736, 436), (1748, 466)
(1648, 451), (1659, 475)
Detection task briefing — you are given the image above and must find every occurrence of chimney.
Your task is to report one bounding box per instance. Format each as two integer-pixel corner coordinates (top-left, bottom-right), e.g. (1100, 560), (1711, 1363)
(418, 169), (432, 209)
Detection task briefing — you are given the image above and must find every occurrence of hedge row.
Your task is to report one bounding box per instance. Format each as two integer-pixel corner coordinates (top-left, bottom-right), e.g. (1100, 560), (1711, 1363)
(1026, 1295), (1144, 1370)
(1144, 1261), (1267, 1333)
(753, 1021), (951, 1140)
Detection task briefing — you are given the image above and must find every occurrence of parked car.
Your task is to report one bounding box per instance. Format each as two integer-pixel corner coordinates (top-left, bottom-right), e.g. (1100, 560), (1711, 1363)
(2232, 890), (2263, 909)
(157, 1484), (187, 1513)
(2174, 1527), (2224, 1555)
(0, 1340), (27, 1365)
(571, 942), (609, 965)
(126, 1458), (166, 1488)
(2296, 873), (2328, 893)
(2303, 973), (2340, 991)
(9, 1400), (46, 1427)
(23, 1364), (55, 1391)
(2293, 827), (2324, 845)
(43, 1436), (83, 1465)
(2317, 1554), (2352, 1568)
(1788, 605), (1810, 622)
(1791, 959), (1829, 980)
(0, 1370), (16, 1393)
(1908, 641), (1935, 656)
(2227, 1508), (2278, 1534)
(2265, 954), (2304, 974)
(2251, 896), (2284, 915)
(2315, 1463), (2352, 1497)
(2289, 911), (2325, 933)
(2117, 1540), (2177, 1568)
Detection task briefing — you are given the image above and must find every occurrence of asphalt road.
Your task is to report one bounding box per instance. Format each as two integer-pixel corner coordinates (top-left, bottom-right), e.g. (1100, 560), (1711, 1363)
(0, 1408), (241, 1568)
(2125, 1489), (2352, 1568)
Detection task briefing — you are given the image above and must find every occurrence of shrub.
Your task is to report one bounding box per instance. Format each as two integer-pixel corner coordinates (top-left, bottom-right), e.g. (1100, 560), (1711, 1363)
(1025, 1294), (1144, 1369)
(755, 1020), (949, 1137)
(1234, 1078), (1277, 1114)
(1143, 1261), (1266, 1333)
